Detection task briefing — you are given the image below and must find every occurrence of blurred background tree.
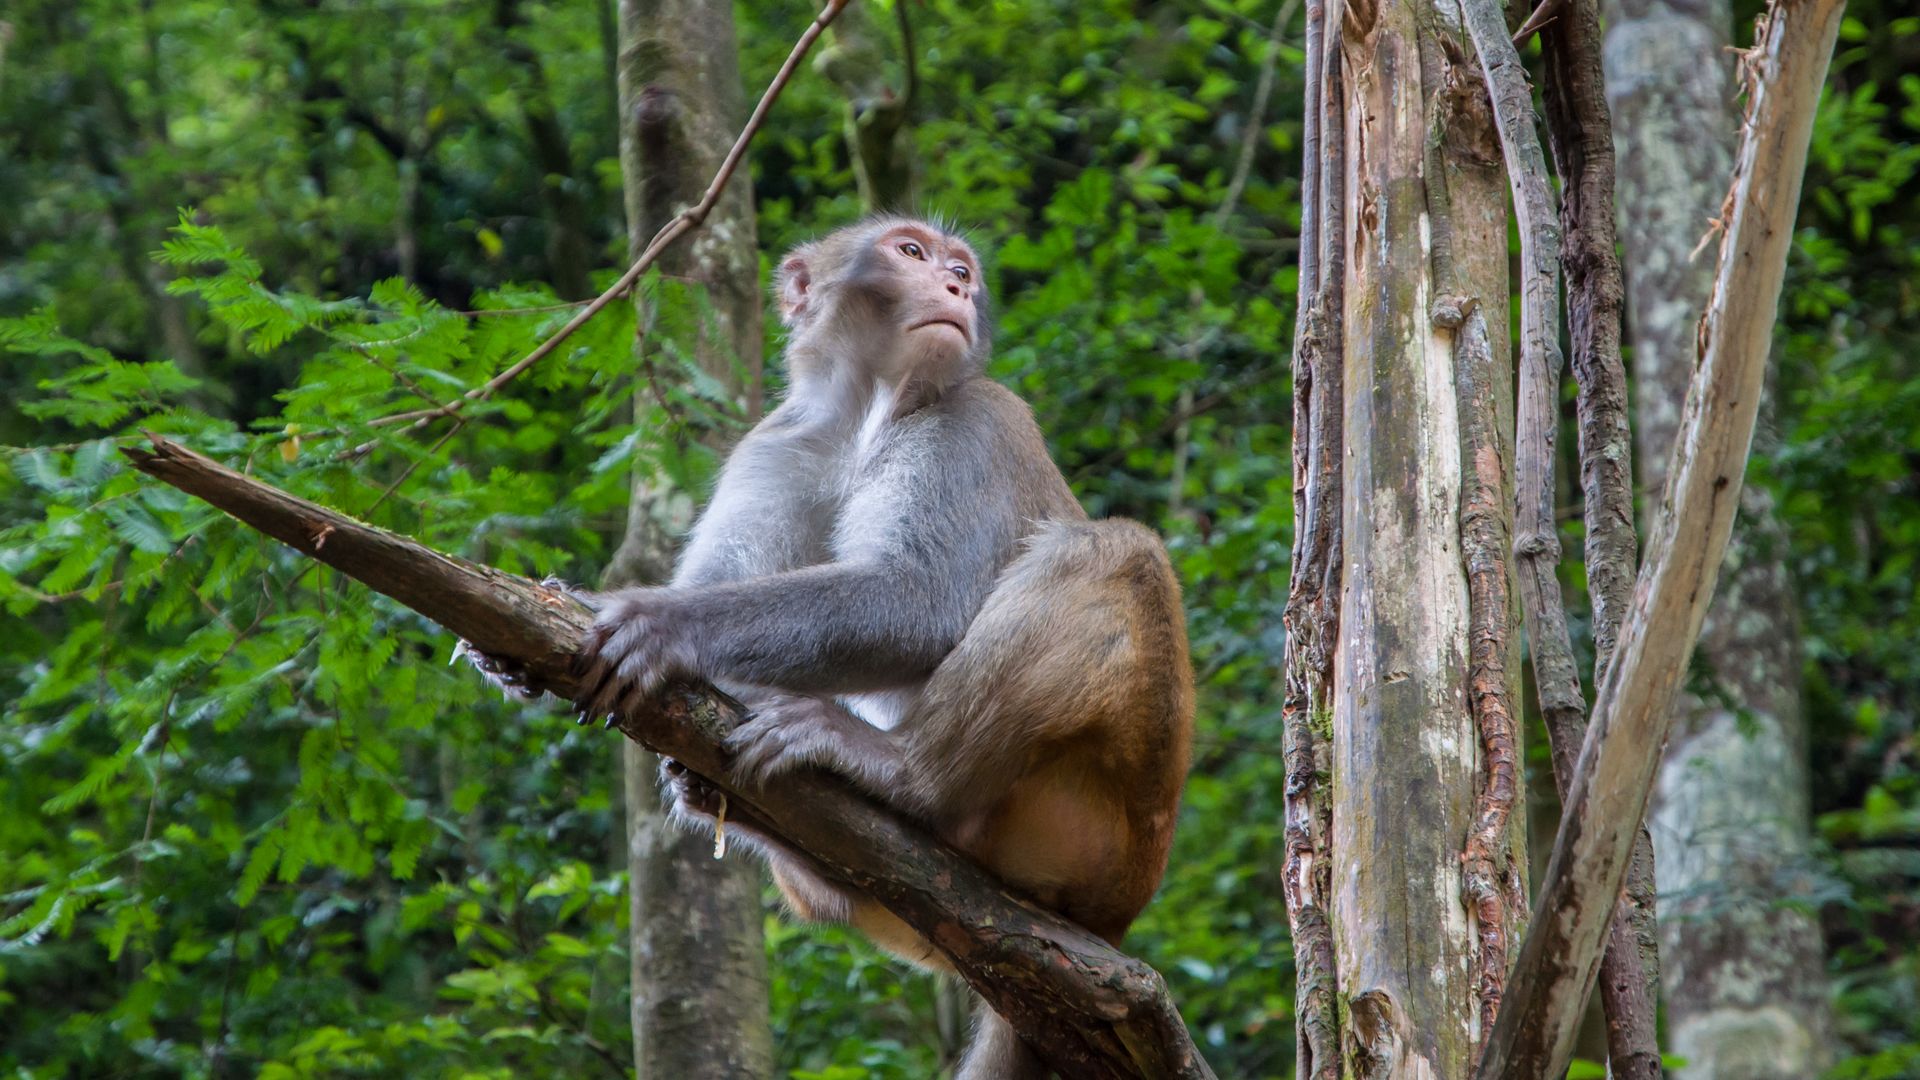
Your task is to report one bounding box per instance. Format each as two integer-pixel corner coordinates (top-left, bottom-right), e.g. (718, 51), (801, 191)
(0, 0), (1913, 1077)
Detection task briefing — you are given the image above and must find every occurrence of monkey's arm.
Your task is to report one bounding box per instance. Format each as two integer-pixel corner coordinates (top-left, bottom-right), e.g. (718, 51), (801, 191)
(580, 410), (1019, 712)
(670, 407), (827, 589)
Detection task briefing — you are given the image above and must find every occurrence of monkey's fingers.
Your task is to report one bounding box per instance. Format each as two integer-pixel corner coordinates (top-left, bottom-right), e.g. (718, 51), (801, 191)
(573, 624), (628, 718)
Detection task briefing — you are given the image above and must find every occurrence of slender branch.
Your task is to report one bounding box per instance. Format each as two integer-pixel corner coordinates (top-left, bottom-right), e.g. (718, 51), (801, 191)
(1510, 0), (1564, 47)
(122, 434), (1216, 1080)
(1538, 1), (1661, 1073)
(1279, 0), (1343, 1071)
(353, 0), (850, 445)
(1213, 0), (1299, 227)
(1477, 0), (1847, 1073)
(1541, 0), (1635, 695)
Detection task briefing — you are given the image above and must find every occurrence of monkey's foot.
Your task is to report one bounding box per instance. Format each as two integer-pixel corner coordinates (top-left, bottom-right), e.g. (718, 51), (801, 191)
(453, 640), (546, 701)
(724, 694), (904, 795)
(661, 757), (726, 821)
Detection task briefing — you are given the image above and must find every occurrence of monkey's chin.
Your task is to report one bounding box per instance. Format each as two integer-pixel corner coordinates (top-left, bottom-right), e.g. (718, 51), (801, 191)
(900, 326), (971, 374)
(909, 321), (969, 347)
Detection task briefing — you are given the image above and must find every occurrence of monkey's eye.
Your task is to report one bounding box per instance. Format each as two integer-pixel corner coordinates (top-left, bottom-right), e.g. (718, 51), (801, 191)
(951, 264), (971, 283)
(898, 241), (925, 260)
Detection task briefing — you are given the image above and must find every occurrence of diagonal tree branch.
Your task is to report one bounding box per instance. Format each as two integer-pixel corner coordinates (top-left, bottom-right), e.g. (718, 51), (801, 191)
(1475, 0), (1847, 1073)
(123, 434), (1216, 1080)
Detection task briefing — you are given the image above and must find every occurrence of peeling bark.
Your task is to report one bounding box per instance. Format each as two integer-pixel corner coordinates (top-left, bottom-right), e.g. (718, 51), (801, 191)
(121, 435), (1218, 1080)
(1605, 0), (1834, 1070)
(1281, 0), (1345, 1072)
(1420, 24), (1522, 1054)
(1458, 0), (1664, 1068)
(1477, 1), (1847, 1072)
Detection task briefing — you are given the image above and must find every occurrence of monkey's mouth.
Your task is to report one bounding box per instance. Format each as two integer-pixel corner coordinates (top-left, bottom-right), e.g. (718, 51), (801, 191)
(909, 318), (970, 343)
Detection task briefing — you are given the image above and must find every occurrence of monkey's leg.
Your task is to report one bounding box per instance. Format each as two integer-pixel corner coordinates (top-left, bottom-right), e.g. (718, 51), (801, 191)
(955, 1008), (1049, 1080)
(715, 699), (954, 967)
(893, 519), (1186, 819)
(658, 758), (868, 928)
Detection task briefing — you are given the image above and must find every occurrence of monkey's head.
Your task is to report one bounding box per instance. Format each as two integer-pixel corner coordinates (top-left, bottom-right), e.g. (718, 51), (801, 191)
(775, 216), (990, 388)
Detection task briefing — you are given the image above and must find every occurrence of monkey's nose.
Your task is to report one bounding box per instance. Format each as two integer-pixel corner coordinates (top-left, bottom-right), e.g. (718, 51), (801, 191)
(944, 281), (965, 297)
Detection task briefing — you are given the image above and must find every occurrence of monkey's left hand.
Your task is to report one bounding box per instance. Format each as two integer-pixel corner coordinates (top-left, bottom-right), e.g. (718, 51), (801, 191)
(575, 587), (702, 724)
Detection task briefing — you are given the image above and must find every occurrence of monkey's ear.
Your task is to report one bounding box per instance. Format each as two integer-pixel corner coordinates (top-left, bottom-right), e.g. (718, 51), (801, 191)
(776, 255), (812, 326)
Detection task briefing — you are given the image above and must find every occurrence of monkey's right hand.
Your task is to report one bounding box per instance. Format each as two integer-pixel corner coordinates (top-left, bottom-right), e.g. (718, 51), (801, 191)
(575, 587), (702, 724)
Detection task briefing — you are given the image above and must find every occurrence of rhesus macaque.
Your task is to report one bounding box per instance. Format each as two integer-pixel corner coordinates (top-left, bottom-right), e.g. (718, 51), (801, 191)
(574, 217), (1195, 1079)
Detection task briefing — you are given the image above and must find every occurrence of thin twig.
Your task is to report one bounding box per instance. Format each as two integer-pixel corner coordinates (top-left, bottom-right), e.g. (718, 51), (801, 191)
(1538, 1), (1662, 1073)
(1213, 0), (1299, 227)
(348, 0), (852, 454)
(1459, 0), (1569, 1051)
(1511, 0), (1565, 47)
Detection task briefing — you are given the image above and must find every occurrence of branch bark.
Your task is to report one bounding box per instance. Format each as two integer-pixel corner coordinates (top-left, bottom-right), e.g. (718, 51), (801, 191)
(1537, 1), (1662, 1073)
(122, 434), (1216, 1080)
(1475, 0), (1847, 1073)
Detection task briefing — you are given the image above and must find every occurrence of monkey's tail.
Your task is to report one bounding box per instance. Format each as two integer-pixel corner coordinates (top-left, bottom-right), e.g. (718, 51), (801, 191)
(953, 1007), (1050, 1080)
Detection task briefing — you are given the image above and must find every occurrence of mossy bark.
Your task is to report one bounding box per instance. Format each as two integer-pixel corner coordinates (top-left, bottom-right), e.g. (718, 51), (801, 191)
(613, 1), (772, 1076)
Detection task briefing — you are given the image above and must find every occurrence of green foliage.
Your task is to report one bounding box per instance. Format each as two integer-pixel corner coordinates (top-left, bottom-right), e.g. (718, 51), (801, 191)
(1769, 6), (1920, 1073)
(0, 0), (1914, 1076)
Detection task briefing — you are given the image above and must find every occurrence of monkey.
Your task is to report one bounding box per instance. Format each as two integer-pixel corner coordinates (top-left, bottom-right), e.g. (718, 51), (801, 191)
(566, 216), (1195, 1079)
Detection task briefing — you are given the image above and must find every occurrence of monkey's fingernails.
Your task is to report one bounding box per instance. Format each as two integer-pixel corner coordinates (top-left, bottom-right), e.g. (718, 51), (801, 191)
(603, 712), (620, 730)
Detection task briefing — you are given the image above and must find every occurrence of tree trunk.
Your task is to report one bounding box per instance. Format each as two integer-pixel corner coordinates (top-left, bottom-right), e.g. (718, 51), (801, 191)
(816, 0), (915, 212)
(1605, 1), (1834, 1073)
(613, 1), (772, 1077)
(1283, 0), (1523, 1071)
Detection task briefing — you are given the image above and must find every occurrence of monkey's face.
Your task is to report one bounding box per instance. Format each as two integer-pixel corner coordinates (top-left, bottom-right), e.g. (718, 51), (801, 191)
(777, 218), (989, 385)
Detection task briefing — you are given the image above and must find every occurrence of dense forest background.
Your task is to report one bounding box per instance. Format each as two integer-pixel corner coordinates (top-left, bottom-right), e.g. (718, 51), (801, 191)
(1, 0), (1916, 1077)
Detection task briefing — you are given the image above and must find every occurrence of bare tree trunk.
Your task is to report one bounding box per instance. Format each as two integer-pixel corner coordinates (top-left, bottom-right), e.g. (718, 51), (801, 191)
(1284, 0), (1523, 1072)
(613, 1), (772, 1076)
(1605, 0), (1833, 1072)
